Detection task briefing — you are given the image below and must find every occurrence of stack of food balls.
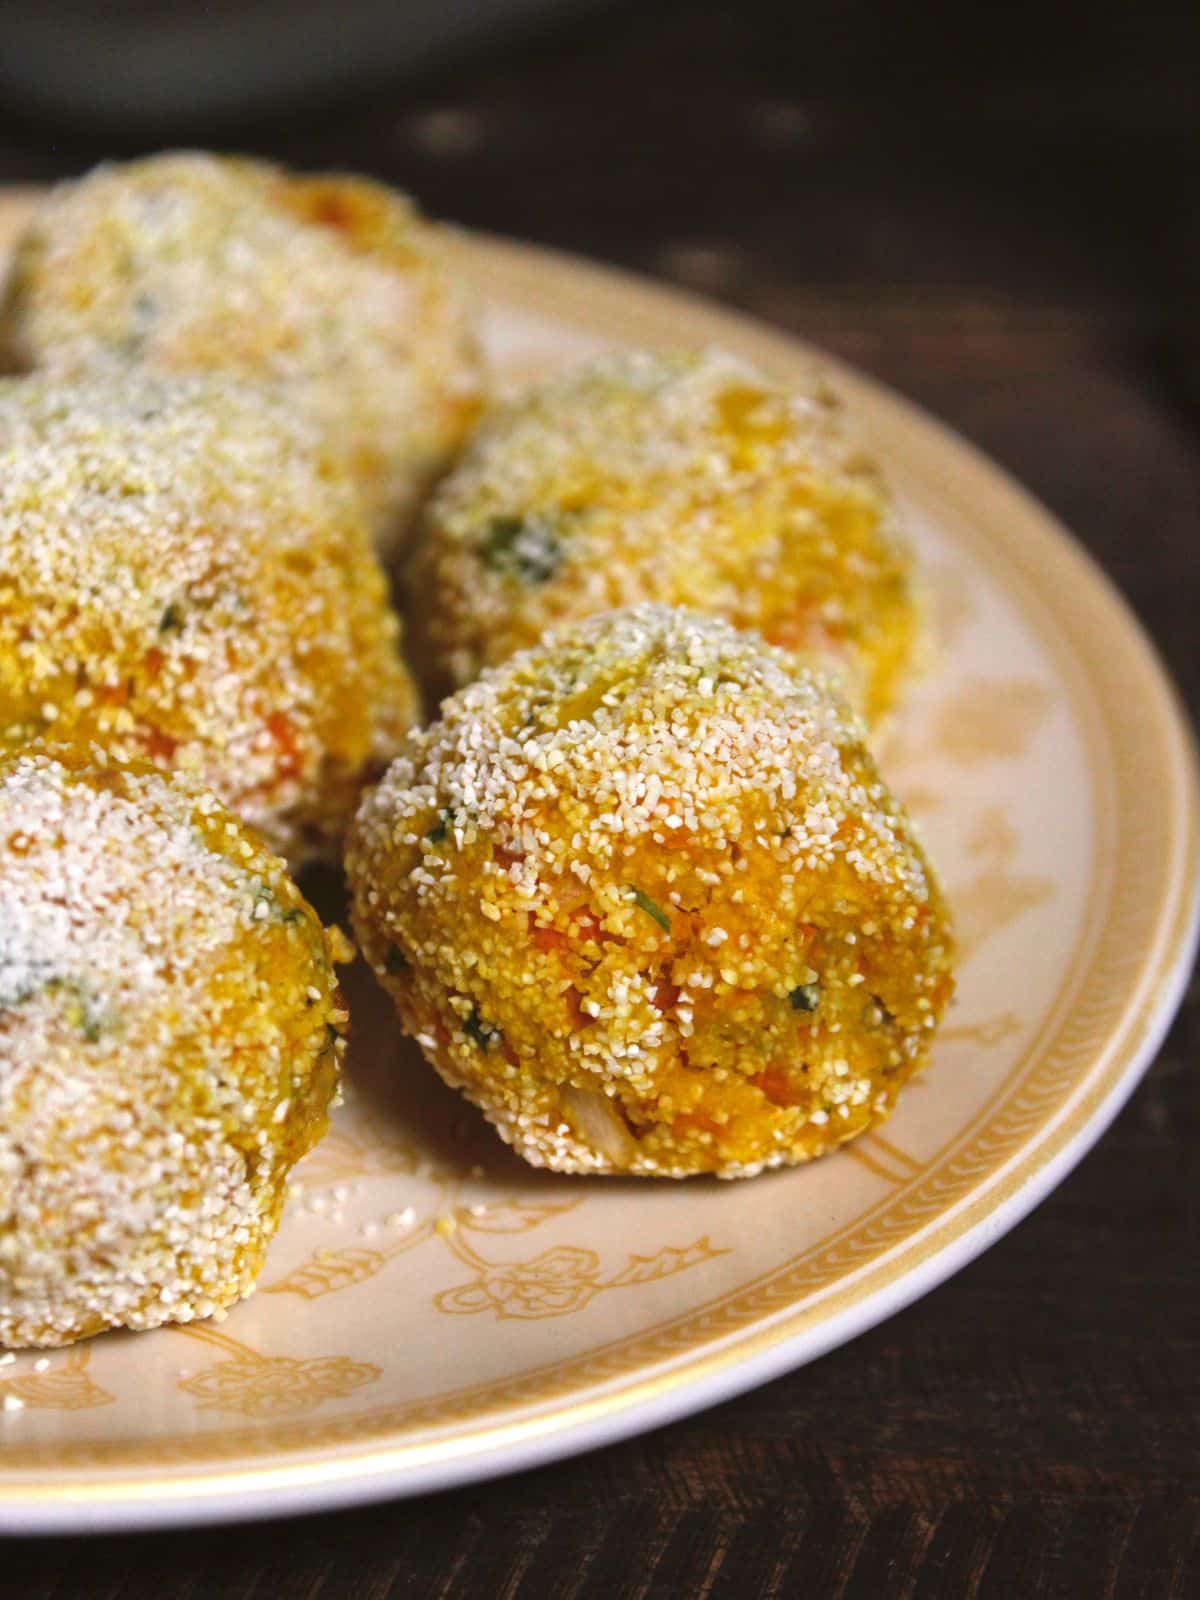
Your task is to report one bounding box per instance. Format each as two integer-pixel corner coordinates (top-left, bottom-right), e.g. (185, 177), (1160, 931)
(0, 153), (476, 1347)
(0, 152), (953, 1350)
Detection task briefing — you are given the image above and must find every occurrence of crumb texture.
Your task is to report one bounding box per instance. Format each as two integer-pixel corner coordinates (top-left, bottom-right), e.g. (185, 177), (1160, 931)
(0, 150), (483, 550)
(0, 370), (418, 863)
(408, 347), (919, 716)
(0, 745), (346, 1348)
(348, 605), (953, 1178)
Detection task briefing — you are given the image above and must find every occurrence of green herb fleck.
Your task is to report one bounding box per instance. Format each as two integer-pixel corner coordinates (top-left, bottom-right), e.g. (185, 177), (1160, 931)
(0, 956), (51, 1010)
(0, 968), (111, 1042)
(463, 1007), (499, 1050)
(789, 983), (820, 1013)
(629, 887), (671, 933)
(426, 809), (454, 844)
(250, 884), (279, 920)
(281, 907), (306, 925)
(867, 993), (896, 1027)
(159, 602), (184, 633)
(480, 515), (564, 584)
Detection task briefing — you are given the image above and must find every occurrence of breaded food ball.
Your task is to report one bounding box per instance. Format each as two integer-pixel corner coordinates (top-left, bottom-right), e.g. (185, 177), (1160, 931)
(407, 348), (920, 718)
(0, 744), (348, 1348)
(0, 371), (418, 864)
(0, 151), (483, 553)
(348, 605), (953, 1179)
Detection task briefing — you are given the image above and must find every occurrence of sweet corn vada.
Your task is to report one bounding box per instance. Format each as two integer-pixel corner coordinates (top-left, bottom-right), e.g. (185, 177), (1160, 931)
(0, 151), (483, 553)
(0, 744), (348, 1348)
(407, 347), (920, 717)
(0, 370), (418, 864)
(348, 605), (953, 1179)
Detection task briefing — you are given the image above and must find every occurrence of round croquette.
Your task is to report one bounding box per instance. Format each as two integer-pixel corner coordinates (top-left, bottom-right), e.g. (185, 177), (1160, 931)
(348, 605), (954, 1179)
(406, 348), (920, 718)
(0, 151), (483, 553)
(0, 744), (349, 1348)
(0, 371), (418, 864)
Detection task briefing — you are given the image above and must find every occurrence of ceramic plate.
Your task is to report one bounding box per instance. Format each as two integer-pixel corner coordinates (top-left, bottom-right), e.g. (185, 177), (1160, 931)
(0, 191), (1195, 1535)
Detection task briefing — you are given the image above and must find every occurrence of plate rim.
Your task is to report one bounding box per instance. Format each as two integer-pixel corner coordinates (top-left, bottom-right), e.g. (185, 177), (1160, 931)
(0, 213), (1196, 1533)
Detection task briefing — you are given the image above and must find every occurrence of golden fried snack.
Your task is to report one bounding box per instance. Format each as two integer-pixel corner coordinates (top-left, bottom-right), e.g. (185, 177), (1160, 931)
(0, 151), (483, 553)
(407, 348), (920, 718)
(348, 605), (953, 1178)
(0, 744), (348, 1348)
(0, 371), (418, 864)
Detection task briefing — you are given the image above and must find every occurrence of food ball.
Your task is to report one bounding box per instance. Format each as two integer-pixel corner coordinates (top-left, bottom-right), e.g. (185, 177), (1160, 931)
(348, 605), (953, 1179)
(0, 370), (418, 864)
(0, 744), (348, 1348)
(0, 151), (483, 553)
(406, 348), (920, 718)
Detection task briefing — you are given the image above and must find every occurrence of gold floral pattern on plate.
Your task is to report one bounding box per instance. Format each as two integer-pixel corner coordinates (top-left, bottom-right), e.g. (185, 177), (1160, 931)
(952, 807), (1056, 963)
(266, 1186), (722, 1322)
(935, 677), (1055, 765)
(435, 1237), (729, 1321)
(0, 1347), (113, 1412)
(175, 1327), (380, 1420)
(262, 1231), (436, 1301)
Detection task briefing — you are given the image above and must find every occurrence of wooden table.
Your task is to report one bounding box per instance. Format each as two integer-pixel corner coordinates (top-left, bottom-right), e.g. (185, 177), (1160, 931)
(1, 2), (1197, 1593)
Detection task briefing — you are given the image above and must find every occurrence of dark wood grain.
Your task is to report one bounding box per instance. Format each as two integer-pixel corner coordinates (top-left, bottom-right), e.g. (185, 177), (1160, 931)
(0, 2), (1197, 1595)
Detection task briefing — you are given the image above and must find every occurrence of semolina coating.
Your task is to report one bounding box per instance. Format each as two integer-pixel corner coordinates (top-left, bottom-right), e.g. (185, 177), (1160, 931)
(0, 151), (484, 553)
(406, 348), (921, 718)
(0, 744), (349, 1349)
(348, 604), (954, 1179)
(0, 370), (419, 865)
